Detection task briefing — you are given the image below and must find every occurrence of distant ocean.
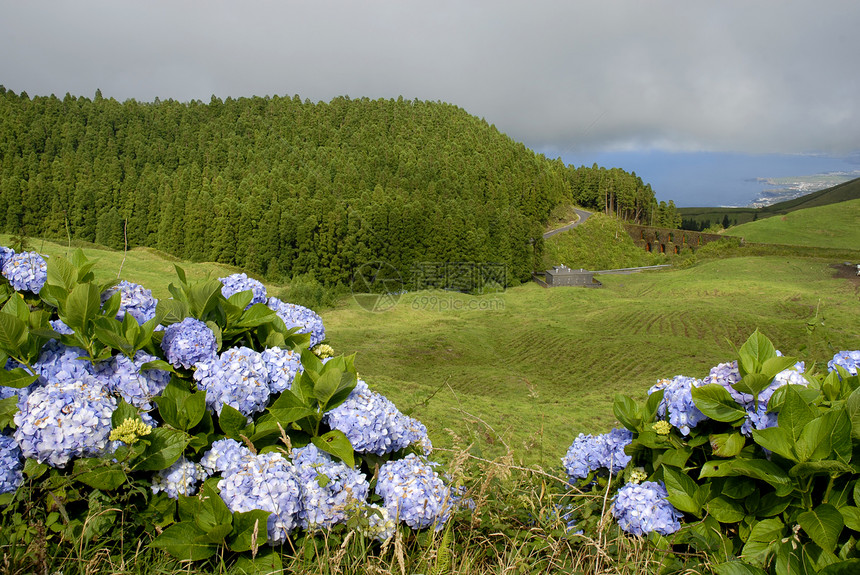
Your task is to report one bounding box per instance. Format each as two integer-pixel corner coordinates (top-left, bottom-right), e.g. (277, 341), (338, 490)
(547, 149), (860, 208)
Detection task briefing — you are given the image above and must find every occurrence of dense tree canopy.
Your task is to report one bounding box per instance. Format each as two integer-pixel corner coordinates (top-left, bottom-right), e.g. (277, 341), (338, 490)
(0, 87), (668, 285)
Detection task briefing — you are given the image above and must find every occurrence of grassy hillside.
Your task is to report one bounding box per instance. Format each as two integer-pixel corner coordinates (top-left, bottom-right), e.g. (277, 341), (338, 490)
(541, 213), (668, 271)
(679, 176), (860, 229)
(324, 255), (860, 466)
(725, 197), (860, 249)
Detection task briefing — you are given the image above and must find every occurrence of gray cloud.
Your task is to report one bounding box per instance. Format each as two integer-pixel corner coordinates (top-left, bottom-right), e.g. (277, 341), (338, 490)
(2, 0), (858, 156)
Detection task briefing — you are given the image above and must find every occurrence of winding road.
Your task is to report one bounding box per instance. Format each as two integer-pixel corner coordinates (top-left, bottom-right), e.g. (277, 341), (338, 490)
(542, 208), (592, 239)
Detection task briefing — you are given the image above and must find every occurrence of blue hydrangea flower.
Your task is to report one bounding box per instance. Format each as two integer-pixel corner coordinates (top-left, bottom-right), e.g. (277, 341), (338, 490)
(104, 350), (171, 410)
(31, 341), (95, 384)
(160, 317), (217, 369)
(0, 434), (23, 495)
(611, 480), (682, 536)
(0, 246), (14, 270)
(151, 458), (208, 499)
(324, 379), (431, 455)
(102, 280), (158, 324)
(49, 319), (75, 335)
(561, 427), (632, 482)
(375, 453), (455, 530)
(218, 452), (303, 545)
(13, 375), (117, 467)
(199, 438), (254, 476)
(829, 350), (860, 377)
(219, 273), (267, 308)
(193, 346), (271, 416)
(267, 298), (326, 347)
(702, 361), (745, 405)
(648, 375), (707, 435)
(1, 251), (47, 293)
(291, 444), (370, 530)
(261, 347), (303, 394)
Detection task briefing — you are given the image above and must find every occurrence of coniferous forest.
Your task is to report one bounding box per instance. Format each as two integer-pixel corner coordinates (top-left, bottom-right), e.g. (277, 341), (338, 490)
(0, 87), (667, 285)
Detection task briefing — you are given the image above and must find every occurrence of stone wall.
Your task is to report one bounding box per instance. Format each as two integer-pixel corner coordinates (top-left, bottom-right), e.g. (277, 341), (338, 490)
(622, 224), (728, 254)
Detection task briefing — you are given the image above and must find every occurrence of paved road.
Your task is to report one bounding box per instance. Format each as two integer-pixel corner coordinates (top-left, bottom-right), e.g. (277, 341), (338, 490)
(542, 208), (592, 239)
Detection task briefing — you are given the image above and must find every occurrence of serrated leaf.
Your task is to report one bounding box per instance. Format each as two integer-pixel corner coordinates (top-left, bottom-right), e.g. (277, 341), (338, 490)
(751, 426), (797, 462)
(710, 432), (746, 458)
(798, 503), (843, 553)
(0, 395), (18, 429)
(839, 506), (860, 532)
(156, 299), (189, 326)
(47, 256), (77, 292)
(132, 427), (191, 471)
(779, 385), (817, 442)
(761, 356), (800, 379)
(613, 394), (641, 431)
(707, 496), (747, 524)
(312, 430), (354, 468)
(228, 509), (271, 552)
(795, 410), (851, 463)
(737, 330), (776, 376)
(227, 290), (254, 312)
(663, 466), (701, 515)
(63, 282), (101, 331)
(111, 399), (141, 428)
(0, 312), (27, 356)
(691, 384), (747, 422)
(23, 458), (48, 479)
(0, 367), (40, 389)
(150, 522), (217, 561)
(700, 458), (793, 497)
(732, 373), (775, 399)
(72, 458), (127, 490)
(819, 560), (860, 575)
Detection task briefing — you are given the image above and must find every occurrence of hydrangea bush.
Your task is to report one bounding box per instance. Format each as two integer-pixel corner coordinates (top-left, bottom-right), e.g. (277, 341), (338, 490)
(562, 330), (860, 574)
(0, 247), (461, 568)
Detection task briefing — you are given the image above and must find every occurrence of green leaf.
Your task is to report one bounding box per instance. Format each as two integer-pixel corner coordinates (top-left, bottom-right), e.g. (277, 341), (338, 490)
(761, 356), (800, 379)
(845, 387), (860, 443)
(72, 458), (127, 490)
(132, 428), (191, 471)
(312, 367), (342, 406)
(0, 395), (18, 429)
(63, 282), (101, 331)
(227, 290), (254, 312)
(663, 466), (701, 515)
(700, 458), (793, 497)
(795, 410), (852, 463)
(312, 430), (354, 468)
(798, 503), (844, 553)
(150, 522), (217, 561)
(737, 330), (776, 376)
(0, 312), (27, 355)
(140, 359), (176, 374)
(230, 547), (283, 575)
(820, 560), (860, 575)
(23, 458), (48, 479)
(156, 299), (189, 326)
(111, 399), (141, 428)
(707, 496), (746, 524)
(755, 492), (792, 517)
(691, 384), (747, 422)
(779, 384), (817, 442)
(751, 426), (797, 462)
(613, 394), (641, 431)
(713, 560), (769, 575)
(839, 506), (860, 532)
(219, 404), (248, 438)
(0, 367), (40, 389)
(710, 432), (746, 458)
(742, 517), (784, 565)
(790, 460), (855, 478)
(189, 279), (224, 319)
(732, 373), (775, 398)
(643, 387), (665, 422)
(174, 264), (188, 285)
(228, 509), (271, 552)
(47, 255), (78, 292)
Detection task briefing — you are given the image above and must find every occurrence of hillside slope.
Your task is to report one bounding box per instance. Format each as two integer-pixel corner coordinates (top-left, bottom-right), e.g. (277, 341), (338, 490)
(726, 197), (860, 249)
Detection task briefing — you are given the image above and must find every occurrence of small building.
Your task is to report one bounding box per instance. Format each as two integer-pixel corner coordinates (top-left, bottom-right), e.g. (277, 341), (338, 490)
(544, 265), (601, 287)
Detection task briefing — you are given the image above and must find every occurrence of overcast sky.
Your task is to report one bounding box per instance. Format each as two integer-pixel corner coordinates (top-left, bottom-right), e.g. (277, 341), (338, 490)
(2, 1), (859, 205)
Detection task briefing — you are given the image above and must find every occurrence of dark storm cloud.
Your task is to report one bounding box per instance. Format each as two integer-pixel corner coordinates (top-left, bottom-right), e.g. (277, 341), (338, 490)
(2, 0), (858, 155)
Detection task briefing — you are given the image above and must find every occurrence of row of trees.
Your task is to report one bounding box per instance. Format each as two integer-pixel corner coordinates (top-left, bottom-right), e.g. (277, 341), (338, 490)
(0, 87), (673, 285)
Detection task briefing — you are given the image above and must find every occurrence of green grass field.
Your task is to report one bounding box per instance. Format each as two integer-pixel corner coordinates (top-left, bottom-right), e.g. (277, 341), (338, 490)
(726, 197), (860, 249)
(323, 255), (860, 467)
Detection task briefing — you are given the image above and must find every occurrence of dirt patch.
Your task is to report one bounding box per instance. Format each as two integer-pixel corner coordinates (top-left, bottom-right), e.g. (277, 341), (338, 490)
(830, 263), (860, 290)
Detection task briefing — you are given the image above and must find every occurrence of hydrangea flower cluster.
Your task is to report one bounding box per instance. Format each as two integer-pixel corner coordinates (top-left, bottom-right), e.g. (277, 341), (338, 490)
(260, 346), (302, 394)
(291, 444), (370, 530)
(375, 454), (456, 530)
(219, 273), (267, 307)
(324, 379), (431, 455)
(104, 351), (171, 410)
(31, 341), (93, 384)
(102, 280), (158, 324)
(151, 458), (209, 499)
(648, 375), (707, 436)
(199, 438), (253, 476)
(829, 350), (860, 376)
(562, 427), (633, 481)
(193, 346), (271, 416)
(160, 317), (218, 369)
(0, 434), (24, 495)
(217, 451), (303, 545)
(13, 375), (117, 467)
(1, 251), (47, 293)
(611, 480), (682, 536)
(49, 318), (75, 335)
(267, 297), (326, 347)
(0, 246), (14, 270)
